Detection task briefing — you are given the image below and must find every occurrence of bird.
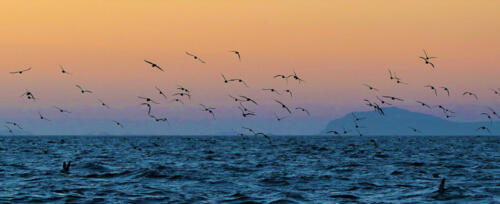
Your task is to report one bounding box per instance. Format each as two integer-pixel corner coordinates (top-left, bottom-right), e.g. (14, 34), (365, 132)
(416, 101), (432, 109)
(274, 74), (287, 80)
(419, 49), (436, 68)
(425, 85), (438, 96)
(476, 126), (491, 134)
(238, 106), (256, 118)
(185, 51), (206, 63)
(287, 71), (305, 83)
(353, 121), (365, 129)
(409, 127), (422, 133)
(138, 96), (159, 104)
(10, 67), (32, 74)
(144, 60), (164, 71)
(155, 86), (167, 99)
(487, 107), (500, 119)
(463, 91), (478, 100)
(274, 112), (289, 121)
(438, 178), (446, 194)
(21, 91), (36, 100)
(254, 132), (272, 144)
(177, 85), (190, 93)
(490, 88), (500, 95)
(481, 113), (493, 123)
(229, 95), (244, 102)
(262, 88), (281, 95)
(113, 120), (124, 128)
(229, 50), (241, 61)
(172, 92), (191, 99)
(238, 102), (250, 112)
(326, 130), (340, 135)
(388, 69), (397, 80)
(296, 107), (310, 116)
(221, 74), (230, 83)
(169, 98), (184, 105)
(61, 161), (71, 173)
(274, 100), (291, 114)
(76, 85), (93, 94)
(59, 65), (71, 75)
(39, 112), (50, 121)
(283, 89), (293, 98)
(5, 122), (22, 129)
(200, 104), (216, 119)
(395, 78), (408, 85)
(351, 113), (365, 121)
(242, 126), (256, 134)
(54, 106), (71, 113)
(228, 78), (249, 87)
(363, 84), (379, 91)
(97, 99), (111, 109)
(382, 95), (404, 102)
(440, 87), (450, 96)
(240, 96), (258, 105)
(376, 96), (393, 106)
(141, 103), (152, 115)
(149, 114), (170, 123)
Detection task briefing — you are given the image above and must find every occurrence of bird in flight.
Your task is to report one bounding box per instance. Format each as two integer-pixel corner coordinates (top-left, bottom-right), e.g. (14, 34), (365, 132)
(149, 114), (170, 124)
(419, 49), (436, 68)
(296, 107), (310, 116)
(59, 65), (71, 75)
(144, 60), (164, 71)
(436, 105), (454, 114)
(382, 95), (404, 102)
(409, 127), (422, 133)
(487, 107), (500, 119)
(476, 126), (491, 134)
(113, 120), (124, 128)
(138, 96), (159, 104)
(283, 89), (293, 98)
(221, 74), (230, 83)
(275, 100), (292, 114)
(363, 84), (379, 91)
(376, 96), (393, 106)
(274, 112), (289, 121)
(229, 95), (244, 102)
(54, 106), (71, 113)
(490, 88), (500, 95)
(238, 106), (255, 118)
(287, 71), (305, 83)
(262, 88), (281, 95)
(38, 112), (51, 121)
(327, 130), (340, 135)
(170, 98), (184, 105)
(481, 112), (493, 123)
(21, 91), (36, 101)
(177, 85), (190, 93)
(10, 67), (32, 75)
(155, 86), (167, 99)
(141, 103), (152, 115)
(229, 50), (241, 61)
(185, 51), (206, 63)
(6, 122), (22, 129)
(200, 104), (216, 119)
(463, 91), (478, 100)
(351, 113), (365, 122)
(172, 92), (191, 99)
(425, 85), (438, 96)
(76, 85), (93, 94)
(97, 99), (111, 109)
(416, 101), (432, 109)
(228, 78), (249, 87)
(274, 74), (287, 80)
(440, 87), (450, 96)
(388, 69), (397, 81)
(240, 96), (258, 105)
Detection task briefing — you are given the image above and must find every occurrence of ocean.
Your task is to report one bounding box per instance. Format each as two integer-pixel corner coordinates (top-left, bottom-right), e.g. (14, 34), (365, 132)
(0, 135), (498, 203)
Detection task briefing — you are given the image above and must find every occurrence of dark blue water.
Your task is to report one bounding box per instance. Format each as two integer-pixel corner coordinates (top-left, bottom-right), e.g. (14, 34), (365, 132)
(0, 136), (498, 203)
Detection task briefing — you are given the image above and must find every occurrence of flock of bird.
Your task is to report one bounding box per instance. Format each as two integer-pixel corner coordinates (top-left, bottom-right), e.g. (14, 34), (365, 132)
(4, 49), (499, 138)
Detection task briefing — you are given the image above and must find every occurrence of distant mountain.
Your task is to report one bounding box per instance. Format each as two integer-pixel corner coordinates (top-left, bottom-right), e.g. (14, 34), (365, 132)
(323, 107), (499, 136)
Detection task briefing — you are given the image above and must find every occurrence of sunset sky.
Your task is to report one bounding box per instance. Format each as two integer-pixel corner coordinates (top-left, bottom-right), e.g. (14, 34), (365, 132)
(0, 1), (499, 134)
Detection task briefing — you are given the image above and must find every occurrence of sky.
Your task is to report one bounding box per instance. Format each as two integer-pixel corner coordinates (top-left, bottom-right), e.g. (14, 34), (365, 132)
(0, 1), (499, 135)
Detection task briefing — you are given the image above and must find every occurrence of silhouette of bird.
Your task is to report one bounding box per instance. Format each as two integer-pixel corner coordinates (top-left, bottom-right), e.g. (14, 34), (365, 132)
(141, 103), (152, 115)
(59, 65), (71, 75)
(275, 100), (291, 114)
(76, 85), (93, 94)
(283, 89), (293, 98)
(409, 127), (422, 133)
(10, 67), (31, 74)
(169, 98), (184, 105)
(177, 85), (190, 93)
(274, 112), (289, 121)
(229, 50), (241, 61)
(228, 78), (249, 87)
(144, 60), (164, 71)
(155, 86), (167, 99)
(296, 107), (310, 116)
(172, 92), (191, 99)
(419, 49), (436, 68)
(490, 88), (500, 95)
(382, 95), (404, 102)
(238, 106), (255, 118)
(97, 99), (111, 109)
(363, 84), (379, 91)
(487, 107), (500, 119)
(54, 106), (71, 113)
(39, 112), (50, 121)
(481, 113), (493, 123)
(221, 74), (230, 83)
(376, 96), (392, 106)
(138, 96), (159, 104)
(5, 122), (22, 129)
(416, 101), (432, 109)
(262, 88), (281, 95)
(425, 85), (438, 96)
(200, 104), (216, 119)
(287, 71), (304, 83)
(463, 91), (478, 100)
(388, 69), (397, 81)
(229, 95), (244, 102)
(240, 96), (258, 105)
(185, 51), (206, 63)
(476, 126), (491, 134)
(274, 74), (287, 80)
(440, 87), (450, 96)
(21, 91), (36, 100)
(149, 114), (169, 123)
(351, 113), (365, 121)
(327, 130), (340, 135)
(113, 120), (124, 128)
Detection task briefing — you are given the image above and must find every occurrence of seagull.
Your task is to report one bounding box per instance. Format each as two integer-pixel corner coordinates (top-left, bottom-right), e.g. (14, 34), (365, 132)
(254, 132), (272, 144)
(287, 70), (305, 83)
(76, 85), (93, 94)
(21, 91), (36, 100)
(274, 112), (289, 121)
(10, 67), (32, 74)
(262, 88), (281, 95)
(490, 88), (500, 95)
(353, 121), (365, 129)
(155, 86), (167, 99)
(240, 96), (258, 105)
(54, 106), (71, 113)
(274, 74), (287, 80)
(238, 106), (255, 118)
(327, 130), (340, 135)
(275, 100), (291, 114)
(242, 126), (256, 134)
(177, 85), (190, 93)
(395, 78), (408, 85)
(419, 49), (436, 68)
(229, 95), (244, 102)
(149, 114), (170, 124)
(39, 112), (50, 121)
(59, 65), (71, 75)
(351, 113), (365, 121)
(481, 112), (493, 124)
(228, 78), (249, 87)
(5, 122), (22, 129)
(436, 105), (455, 114)
(409, 127), (422, 133)
(476, 126), (491, 134)
(388, 69), (397, 80)
(200, 104), (216, 119)
(97, 99), (110, 109)
(363, 84), (379, 91)
(463, 91), (478, 100)
(425, 85), (438, 96)
(144, 60), (164, 71)
(185, 51), (206, 63)
(113, 120), (124, 128)
(440, 87), (450, 96)
(169, 98), (184, 105)
(487, 107), (500, 119)
(376, 96), (392, 106)
(382, 95), (404, 102)
(238, 102), (250, 112)
(229, 50), (241, 61)
(416, 101), (432, 109)
(138, 96), (159, 104)
(296, 107), (310, 116)
(221, 74), (230, 83)
(141, 103), (152, 115)
(172, 92), (191, 99)
(283, 89), (293, 98)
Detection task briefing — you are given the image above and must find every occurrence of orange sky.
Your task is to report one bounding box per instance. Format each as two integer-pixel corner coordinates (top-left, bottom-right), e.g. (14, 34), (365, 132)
(0, 0), (499, 116)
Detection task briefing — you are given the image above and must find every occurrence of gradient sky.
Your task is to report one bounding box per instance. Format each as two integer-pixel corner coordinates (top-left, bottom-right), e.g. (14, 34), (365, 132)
(0, 1), (499, 134)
